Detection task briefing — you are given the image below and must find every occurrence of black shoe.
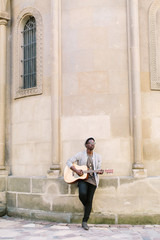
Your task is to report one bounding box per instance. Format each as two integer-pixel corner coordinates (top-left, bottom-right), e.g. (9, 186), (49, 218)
(82, 221), (89, 230)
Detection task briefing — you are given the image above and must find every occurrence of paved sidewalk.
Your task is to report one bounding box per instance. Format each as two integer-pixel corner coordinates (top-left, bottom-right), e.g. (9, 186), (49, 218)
(1, 216), (160, 240)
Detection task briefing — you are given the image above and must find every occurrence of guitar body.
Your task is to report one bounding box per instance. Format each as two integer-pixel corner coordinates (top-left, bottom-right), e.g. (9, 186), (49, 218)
(64, 164), (88, 184)
(64, 163), (113, 184)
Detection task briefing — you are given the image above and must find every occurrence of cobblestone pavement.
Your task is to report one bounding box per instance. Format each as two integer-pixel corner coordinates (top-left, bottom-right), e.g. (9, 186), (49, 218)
(1, 216), (160, 240)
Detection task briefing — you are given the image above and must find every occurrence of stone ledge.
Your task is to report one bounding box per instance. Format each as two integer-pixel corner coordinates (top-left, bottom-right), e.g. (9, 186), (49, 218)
(7, 207), (115, 224)
(7, 207), (160, 225)
(118, 214), (160, 225)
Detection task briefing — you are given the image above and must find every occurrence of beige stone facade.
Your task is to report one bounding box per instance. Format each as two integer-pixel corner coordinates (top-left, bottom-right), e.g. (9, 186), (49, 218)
(1, 0), (160, 223)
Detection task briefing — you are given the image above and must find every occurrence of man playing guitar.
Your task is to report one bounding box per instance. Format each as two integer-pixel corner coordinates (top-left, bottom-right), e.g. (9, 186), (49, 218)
(66, 137), (104, 230)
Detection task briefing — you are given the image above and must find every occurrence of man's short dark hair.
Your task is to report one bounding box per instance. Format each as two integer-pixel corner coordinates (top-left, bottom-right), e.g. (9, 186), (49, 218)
(85, 137), (95, 145)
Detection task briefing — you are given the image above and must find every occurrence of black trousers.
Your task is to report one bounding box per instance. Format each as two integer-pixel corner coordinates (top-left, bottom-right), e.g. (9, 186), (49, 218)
(78, 180), (96, 222)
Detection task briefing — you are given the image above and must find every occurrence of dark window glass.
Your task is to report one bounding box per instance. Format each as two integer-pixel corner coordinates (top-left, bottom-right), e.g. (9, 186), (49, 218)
(21, 17), (36, 89)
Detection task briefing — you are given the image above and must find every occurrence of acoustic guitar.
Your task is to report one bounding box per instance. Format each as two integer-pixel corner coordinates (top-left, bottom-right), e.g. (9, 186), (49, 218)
(64, 163), (113, 184)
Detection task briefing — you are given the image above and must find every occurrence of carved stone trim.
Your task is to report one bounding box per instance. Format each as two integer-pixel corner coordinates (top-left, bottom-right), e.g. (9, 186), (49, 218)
(13, 8), (43, 99)
(149, 0), (160, 90)
(0, 19), (7, 25)
(0, 11), (9, 20)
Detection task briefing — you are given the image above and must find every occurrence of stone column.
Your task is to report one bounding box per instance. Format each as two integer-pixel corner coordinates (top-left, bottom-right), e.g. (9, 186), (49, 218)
(47, 0), (61, 178)
(0, 19), (7, 171)
(127, 0), (147, 177)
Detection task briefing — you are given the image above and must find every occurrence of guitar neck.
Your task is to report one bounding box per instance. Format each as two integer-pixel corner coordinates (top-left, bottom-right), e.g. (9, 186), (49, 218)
(83, 169), (113, 174)
(84, 170), (99, 173)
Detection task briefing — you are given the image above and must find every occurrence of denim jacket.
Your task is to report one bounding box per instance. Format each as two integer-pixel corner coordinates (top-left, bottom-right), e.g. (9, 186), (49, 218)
(66, 150), (102, 187)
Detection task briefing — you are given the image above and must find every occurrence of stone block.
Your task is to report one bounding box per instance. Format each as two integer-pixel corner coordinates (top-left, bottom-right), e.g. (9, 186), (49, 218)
(142, 93), (160, 117)
(7, 208), (71, 223)
(12, 163), (50, 178)
(18, 194), (50, 211)
(118, 214), (160, 225)
(7, 177), (30, 193)
(99, 178), (118, 189)
(7, 207), (31, 219)
(32, 211), (71, 223)
(0, 206), (6, 216)
(62, 93), (128, 117)
(12, 120), (51, 146)
(12, 144), (35, 165)
(109, 94), (129, 118)
(27, 120), (51, 143)
(69, 8), (93, 29)
(110, 116), (129, 137)
(93, 49), (127, 72)
(98, 138), (131, 176)
(108, 70), (128, 94)
(0, 177), (6, 191)
(61, 115), (110, 141)
(108, 24), (127, 50)
(93, 2), (126, 27)
(70, 213), (83, 223)
(47, 170), (60, 178)
(62, 73), (79, 96)
(43, 194), (82, 213)
(34, 143), (51, 165)
(120, 177), (138, 185)
(62, 0), (126, 11)
(32, 178), (68, 194)
(143, 140), (160, 161)
(144, 160), (160, 176)
(62, 49), (94, 73)
(78, 71), (109, 94)
(6, 193), (16, 208)
(70, 212), (115, 224)
(141, 72), (150, 92)
(70, 183), (78, 194)
(0, 191), (6, 205)
(88, 213), (115, 224)
(12, 123), (28, 144)
(17, 96), (51, 123)
(142, 118), (151, 139)
(151, 117), (160, 139)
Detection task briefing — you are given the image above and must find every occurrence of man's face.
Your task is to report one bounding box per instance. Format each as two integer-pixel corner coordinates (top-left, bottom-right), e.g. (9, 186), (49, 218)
(86, 140), (95, 151)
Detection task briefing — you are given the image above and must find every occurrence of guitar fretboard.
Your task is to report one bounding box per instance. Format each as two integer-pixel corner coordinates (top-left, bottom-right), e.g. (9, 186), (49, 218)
(83, 169), (113, 174)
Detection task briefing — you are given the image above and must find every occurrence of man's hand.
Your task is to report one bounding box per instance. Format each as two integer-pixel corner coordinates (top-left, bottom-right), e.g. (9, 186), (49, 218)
(76, 169), (83, 176)
(70, 166), (83, 176)
(97, 169), (104, 175)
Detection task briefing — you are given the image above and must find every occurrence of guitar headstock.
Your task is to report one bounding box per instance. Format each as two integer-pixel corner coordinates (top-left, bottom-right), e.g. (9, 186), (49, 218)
(105, 169), (113, 174)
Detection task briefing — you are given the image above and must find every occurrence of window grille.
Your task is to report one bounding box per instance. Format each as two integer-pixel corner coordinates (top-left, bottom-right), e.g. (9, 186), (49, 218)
(21, 17), (36, 89)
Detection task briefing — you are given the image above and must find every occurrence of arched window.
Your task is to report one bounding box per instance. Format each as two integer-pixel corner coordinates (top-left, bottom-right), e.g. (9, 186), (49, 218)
(21, 16), (36, 89)
(14, 8), (43, 99)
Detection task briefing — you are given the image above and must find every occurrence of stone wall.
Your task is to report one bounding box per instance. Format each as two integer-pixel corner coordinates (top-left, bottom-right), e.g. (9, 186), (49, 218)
(6, 176), (160, 224)
(1, 0), (160, 225)
(139, 0), (160, 176)
(10, 0), (53, 177)
(0, 176), (7, 216)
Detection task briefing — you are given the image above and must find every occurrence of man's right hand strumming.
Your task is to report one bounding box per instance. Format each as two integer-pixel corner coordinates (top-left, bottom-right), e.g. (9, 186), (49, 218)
(76, 169), (83, 176)
(70, 166), (83, 176)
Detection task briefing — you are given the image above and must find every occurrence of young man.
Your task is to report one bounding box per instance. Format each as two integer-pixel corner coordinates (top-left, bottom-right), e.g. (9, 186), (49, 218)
(66, 137), (104, 230)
